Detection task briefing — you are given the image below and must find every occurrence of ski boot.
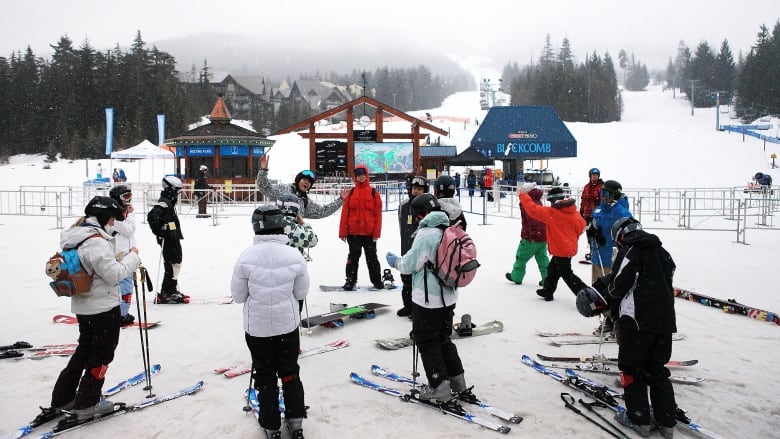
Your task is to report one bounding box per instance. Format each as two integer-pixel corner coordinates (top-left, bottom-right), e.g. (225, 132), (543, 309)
(455, 314), (474, 337)
(382, 269), (395, 289)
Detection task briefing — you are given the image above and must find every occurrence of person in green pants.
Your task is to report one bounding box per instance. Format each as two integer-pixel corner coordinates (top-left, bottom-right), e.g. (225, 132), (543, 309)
(506, 186), (549, 285)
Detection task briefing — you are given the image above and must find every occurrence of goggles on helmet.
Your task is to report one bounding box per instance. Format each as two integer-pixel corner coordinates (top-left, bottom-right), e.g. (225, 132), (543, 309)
(354, 168), (366, 176)
(589, 168), (600, 175)
(411, 177), (426, 187)
(301, 170), (316, 179)
(600, 188), (615, 199)
(118, 191), (132, 205)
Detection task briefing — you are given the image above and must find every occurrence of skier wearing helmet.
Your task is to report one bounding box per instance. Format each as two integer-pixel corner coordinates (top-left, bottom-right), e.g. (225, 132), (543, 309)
(256, 155), (349, 219)
(147, 176), (188, 304)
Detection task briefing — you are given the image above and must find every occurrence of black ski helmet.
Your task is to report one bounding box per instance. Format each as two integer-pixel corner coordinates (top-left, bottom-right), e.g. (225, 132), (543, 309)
(755, 172), (764, 180)
(602, 180), (622, 199)
(277, 193), (301, 217)
(575, 286), (608, 317)
(85, 196), (125, 227)
(589, 167), (600, 176)
(410, 175), (429, 192)
(251, 204), (285, 234)
(109, 185), (132, 206)
(611, 217), (642, 246)
(433, 175), (456, 198)
(410, 193), (441, 217)
(546, 187), (565, 203)
(295, 170), (316, 188)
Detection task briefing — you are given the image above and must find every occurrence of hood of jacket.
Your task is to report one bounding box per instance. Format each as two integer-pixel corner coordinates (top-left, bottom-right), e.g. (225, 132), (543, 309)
(60, 218), (112, 249)
(528, 187), (543, 201)
(353, 164), (371, 188)
(437, 198), (463, 221)
(417, 210), (450, 229)
(621, 229), (662, 248)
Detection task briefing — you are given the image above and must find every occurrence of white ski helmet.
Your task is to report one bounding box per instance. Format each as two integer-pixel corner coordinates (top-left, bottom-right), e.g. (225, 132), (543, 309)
(162, 175), (183, 190)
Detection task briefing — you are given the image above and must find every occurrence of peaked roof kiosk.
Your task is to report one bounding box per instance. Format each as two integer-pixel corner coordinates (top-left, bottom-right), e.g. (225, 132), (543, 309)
(277, 96), (449, 177)
(469, 106), (577, 180)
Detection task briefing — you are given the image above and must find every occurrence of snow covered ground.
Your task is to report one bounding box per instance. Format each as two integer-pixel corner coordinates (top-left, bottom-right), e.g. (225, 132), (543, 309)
(1, 86), (778, 438)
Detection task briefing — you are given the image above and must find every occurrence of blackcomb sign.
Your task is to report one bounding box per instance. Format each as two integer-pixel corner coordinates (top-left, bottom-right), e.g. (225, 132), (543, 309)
(470, 106), (577, 159)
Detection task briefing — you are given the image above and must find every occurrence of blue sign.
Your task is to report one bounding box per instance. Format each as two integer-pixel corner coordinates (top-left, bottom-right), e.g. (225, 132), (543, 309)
(219, 145), (249, 157)
(252, 146), (266, 156)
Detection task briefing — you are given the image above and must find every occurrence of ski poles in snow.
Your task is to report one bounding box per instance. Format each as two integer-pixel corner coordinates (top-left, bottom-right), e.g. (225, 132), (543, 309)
(136, 265), (155, 398)
(560, 393), (628, 439)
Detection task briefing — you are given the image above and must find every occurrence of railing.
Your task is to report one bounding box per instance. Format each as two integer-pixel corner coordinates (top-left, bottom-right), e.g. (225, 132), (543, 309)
(1, 181), (777, 244)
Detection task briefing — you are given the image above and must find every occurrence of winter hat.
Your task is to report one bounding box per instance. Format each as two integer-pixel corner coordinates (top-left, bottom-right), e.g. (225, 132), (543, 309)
(546, 187), (565, 203)
(528, 187), (543, 201)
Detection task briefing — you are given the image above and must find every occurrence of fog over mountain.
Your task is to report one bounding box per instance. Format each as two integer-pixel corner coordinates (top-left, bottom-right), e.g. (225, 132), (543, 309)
(155, 32), (472, 84)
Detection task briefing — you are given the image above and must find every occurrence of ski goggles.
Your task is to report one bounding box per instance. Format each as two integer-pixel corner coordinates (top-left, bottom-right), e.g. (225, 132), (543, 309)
(410, 177), (427, 187)
(279, 200), (300, 216)
(354, 168), (367, 176)
(589, 168), (600, 175)
(117, 192), (132, 205)
(600, 188), (616, 198)
(300, 170), (316, 180)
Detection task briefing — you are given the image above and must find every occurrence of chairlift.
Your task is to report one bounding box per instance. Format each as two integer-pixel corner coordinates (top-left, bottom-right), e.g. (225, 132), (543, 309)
(759, 114), (771, 122)
(756, 122), (771, 131)
(719, 105), (729, 114)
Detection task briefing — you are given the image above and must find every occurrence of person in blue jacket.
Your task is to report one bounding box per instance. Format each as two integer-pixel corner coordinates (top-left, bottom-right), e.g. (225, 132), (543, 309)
(588, 179), (631, 334)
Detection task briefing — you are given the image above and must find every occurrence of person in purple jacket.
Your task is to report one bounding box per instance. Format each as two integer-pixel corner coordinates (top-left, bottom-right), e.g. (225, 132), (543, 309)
(506, 187), (549, 285)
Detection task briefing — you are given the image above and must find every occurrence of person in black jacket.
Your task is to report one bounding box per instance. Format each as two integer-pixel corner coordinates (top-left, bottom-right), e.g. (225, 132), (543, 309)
(147, 176), (188, 304)
(194, 165), (211, 217)
(600, 217), (677, 438)
(396, 176), (428, 317)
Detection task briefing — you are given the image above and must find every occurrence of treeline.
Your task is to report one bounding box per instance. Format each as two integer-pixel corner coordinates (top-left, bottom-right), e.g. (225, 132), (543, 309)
(325, 66), (473, 113)
(501, 35), (622, 123)
(666, 21), (779, 120)
(0, 32), (472, 161)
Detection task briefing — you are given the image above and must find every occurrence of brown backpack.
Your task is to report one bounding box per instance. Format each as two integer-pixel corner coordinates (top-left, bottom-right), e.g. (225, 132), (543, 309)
(46, 234), (101, 297)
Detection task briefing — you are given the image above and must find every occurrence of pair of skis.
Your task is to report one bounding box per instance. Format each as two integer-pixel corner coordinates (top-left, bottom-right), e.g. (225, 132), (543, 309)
(536, 330), (685, 346)
(9, 365), (162, 438)
(521, 354), (723, 439)
(1, 344), (78, 360)
(216, 340), (350, 378)
(534, 354), (704, 385)
(351, 365), (522, 434)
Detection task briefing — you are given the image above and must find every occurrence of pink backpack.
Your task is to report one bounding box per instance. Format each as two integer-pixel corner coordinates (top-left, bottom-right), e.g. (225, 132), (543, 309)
(430, 221), (480, 288)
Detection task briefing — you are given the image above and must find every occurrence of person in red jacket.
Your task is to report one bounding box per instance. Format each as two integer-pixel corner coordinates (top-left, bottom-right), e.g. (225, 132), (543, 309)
(519, 184), (587, 301)
(579, 167), (603, 262)
(339, 165), (383, 290)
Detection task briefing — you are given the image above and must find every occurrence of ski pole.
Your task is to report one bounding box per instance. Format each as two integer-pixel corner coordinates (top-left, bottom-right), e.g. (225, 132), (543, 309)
(132, 269), (150, 393)
(561, 393), (624, 439)
(303, 299), (312, 336)
(410, 330), (420, 393)
(139, 265), (155, 398)
(578, 398), (630, 439)
(243, 366), (255, 413)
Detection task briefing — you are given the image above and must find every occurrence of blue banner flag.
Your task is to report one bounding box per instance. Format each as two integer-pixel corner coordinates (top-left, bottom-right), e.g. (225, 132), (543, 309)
(105, 108), (114, 155)
(157, 114), (166, 146)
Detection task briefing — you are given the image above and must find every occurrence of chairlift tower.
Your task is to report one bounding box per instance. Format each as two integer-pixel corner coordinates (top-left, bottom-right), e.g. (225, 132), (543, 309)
(480, 78), (503, 110)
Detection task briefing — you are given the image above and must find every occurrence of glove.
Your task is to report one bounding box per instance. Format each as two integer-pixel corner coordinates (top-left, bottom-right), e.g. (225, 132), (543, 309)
(592, 276), (610, 295)
(386, 252), (399, 268)
(520, 182), (536, 193)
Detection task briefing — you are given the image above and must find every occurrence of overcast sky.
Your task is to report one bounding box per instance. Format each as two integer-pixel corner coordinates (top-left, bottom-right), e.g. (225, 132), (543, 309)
(2, 0), (778, 72)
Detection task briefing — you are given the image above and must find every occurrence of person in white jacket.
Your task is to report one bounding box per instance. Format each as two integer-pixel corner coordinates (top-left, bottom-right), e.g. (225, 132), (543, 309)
(37, 196), (141, 426)
(231, 204), (310, 439)
(109, 185), (137, 325)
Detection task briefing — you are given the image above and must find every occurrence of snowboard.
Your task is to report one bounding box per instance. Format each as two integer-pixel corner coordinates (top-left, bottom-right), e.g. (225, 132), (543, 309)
(319, 285), (397, 292)
(375, 320), (504, 350)
(300, 303), (389, 328)
(53, 314), (160, 329)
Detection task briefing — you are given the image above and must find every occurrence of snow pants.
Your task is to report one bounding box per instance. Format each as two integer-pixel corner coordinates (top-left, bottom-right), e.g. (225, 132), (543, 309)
(159, 237), (182, 294)
(245, 329), (306, 430)
(509, 239), (549, 284)
(539, 256), (587, 297)
(345, 235), (382, 286)
(616, 321), (677, 429)
(412, 304), (464, 387)
(51, 306), (120, 410)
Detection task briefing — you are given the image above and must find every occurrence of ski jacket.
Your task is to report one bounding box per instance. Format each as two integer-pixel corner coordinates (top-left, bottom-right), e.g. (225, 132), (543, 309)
(147, 196), (183, 240)
(231, 234), (310, 337)
(466, 173), (477, 188)
(398, 197), (418, 255)
(339, 165), (382, 239)
(61, 219), (141, 315)
(591, 197), (631, 268)
(579, 178), (604, 219)
(255, 168), (343, 219)
(194, 172), (209, 196)
(438, 197), (467, 230)
(605, 230), (677, 334)
(111, 211), (136, 255)
(520, 188), (546, 242)
(282, 216), (318, 251)
(484, 171), (494, 188)
(519, 193), (584, 257)
(394, 211), (458, 309)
